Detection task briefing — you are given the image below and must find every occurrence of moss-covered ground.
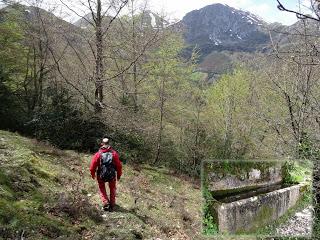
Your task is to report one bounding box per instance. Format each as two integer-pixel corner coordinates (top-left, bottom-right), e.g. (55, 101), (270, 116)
(0, 130), (203, 239)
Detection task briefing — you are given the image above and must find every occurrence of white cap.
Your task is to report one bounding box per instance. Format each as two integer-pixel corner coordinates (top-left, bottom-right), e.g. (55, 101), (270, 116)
(102, 138), (109, 144)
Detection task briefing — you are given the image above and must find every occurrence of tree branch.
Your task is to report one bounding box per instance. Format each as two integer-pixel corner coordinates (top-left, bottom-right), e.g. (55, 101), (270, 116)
(48, 45), (95, 107)
(59, 0), (95, 27)
(277, 0), (320, 21)
(101, 0), (129, 37)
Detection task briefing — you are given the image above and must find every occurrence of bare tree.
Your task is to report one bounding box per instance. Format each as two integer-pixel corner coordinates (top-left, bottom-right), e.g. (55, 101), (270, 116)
(5, 1), (56, 113)
(275, 1), (320, 231)
(52, 0), (167, 115)
(58, 0), (129, 112)
(106, 0), (163, 111)
(261, 1), (320, 153)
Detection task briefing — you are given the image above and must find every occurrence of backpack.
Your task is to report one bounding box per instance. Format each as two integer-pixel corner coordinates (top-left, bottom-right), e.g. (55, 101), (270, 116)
(98, 151), (116, 182)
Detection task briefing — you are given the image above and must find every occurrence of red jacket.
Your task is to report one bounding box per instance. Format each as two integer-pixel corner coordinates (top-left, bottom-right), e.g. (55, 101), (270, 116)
(90, 147), (122, 180)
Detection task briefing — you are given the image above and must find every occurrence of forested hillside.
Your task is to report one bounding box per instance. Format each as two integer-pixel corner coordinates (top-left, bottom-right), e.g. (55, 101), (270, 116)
(1, 1), (319, 174)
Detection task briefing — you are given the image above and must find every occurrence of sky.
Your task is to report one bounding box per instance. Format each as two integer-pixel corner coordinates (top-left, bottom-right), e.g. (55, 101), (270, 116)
(148, 0), (310, 25)
(0, 0), (313, 25)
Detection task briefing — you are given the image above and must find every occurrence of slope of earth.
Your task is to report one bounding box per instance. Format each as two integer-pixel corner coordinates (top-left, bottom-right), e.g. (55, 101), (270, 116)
(0, 130), (202, 239)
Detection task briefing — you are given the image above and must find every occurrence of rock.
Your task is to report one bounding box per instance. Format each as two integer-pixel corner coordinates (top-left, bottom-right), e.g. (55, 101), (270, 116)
(239, 173), (247, 181)
(248, 169), (261, 180)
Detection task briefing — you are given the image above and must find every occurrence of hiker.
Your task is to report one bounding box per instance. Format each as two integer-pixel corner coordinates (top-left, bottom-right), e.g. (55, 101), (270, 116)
(90, 137), (122, 212)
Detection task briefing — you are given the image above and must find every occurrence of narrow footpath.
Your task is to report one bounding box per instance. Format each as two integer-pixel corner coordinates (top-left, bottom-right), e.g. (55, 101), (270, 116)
(276, 206), (313, 237)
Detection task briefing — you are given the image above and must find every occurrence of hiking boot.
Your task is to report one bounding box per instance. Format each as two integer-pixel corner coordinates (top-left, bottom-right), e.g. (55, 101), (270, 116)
(108, 204), (115, 212)
(102, 203), (109, 211)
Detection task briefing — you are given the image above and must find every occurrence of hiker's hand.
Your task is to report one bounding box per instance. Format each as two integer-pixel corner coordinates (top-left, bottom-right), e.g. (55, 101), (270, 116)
(91, 175), (95, 179)
(117, 176), (121, 181)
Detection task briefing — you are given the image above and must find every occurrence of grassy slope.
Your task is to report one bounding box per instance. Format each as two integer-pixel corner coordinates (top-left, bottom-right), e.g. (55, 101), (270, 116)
(0, 130), (204, 240)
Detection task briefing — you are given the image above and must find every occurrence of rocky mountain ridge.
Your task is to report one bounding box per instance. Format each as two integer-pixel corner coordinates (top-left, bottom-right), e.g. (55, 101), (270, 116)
(181, 3), (270, 51)
(182, 3), (318, 50)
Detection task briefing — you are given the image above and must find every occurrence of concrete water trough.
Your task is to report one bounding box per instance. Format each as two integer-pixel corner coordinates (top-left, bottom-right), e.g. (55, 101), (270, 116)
(209, 182), (308, 233)
(203, 161), (310, 234)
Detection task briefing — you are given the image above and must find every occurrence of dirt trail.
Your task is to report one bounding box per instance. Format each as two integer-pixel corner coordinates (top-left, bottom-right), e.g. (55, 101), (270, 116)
(276, 206), (313, 237)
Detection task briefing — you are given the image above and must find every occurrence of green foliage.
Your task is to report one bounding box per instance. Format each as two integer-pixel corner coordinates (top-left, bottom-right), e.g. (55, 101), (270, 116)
(202, 185), (218, 235)
(204, 67), (256, 159)
(203, 213), (218, 235)
(0, 9), (29, 131)
(200, 51), (233, 74)
(1, 1), (318, 182)
(23, 86), (102, 151)
(0, 130), (107, 239)
(282, 161), (311, 184)
(110, 128), (154, 164)
(140, 32), (210, 173)
(0, 70), (26, 131)
(298, 133), (320, 160)
(1, 5), (257, 175)
(0, 11), (27, 83)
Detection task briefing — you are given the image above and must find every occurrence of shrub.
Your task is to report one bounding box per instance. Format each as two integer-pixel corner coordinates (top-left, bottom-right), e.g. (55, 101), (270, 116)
(202, 183), (218, 235)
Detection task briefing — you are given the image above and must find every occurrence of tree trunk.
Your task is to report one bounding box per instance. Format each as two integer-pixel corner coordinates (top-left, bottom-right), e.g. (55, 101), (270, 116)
(193, 105), (200, 168)
(133, 63), (138, 111)
(154, 77), (165, 164)
(131, 1), (139, 112)
(154, 105), (164, 164)
(94, 0), (104, 113)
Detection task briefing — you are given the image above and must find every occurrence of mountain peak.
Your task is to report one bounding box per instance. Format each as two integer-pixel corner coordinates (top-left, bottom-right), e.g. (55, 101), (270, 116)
(184, 3), (265, 25)
(202, 3), (230, 8)
(181, 3), (269, 54)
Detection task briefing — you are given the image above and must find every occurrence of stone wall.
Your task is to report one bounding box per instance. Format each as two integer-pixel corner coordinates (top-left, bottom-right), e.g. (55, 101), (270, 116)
(206, 161), (283, 194)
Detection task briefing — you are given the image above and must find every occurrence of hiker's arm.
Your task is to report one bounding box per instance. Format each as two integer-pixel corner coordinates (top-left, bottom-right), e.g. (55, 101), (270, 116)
(114, 152), (122, 180)
(89, 153), (99, 179)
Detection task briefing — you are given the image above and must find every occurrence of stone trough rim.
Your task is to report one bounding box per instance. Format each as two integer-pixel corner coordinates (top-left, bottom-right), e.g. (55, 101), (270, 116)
(214, 182), (308, 208)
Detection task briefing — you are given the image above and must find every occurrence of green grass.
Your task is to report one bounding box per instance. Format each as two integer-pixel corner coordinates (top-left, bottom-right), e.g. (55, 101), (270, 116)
(0, 131), (86, 239)
(0, 130), (204, 239)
